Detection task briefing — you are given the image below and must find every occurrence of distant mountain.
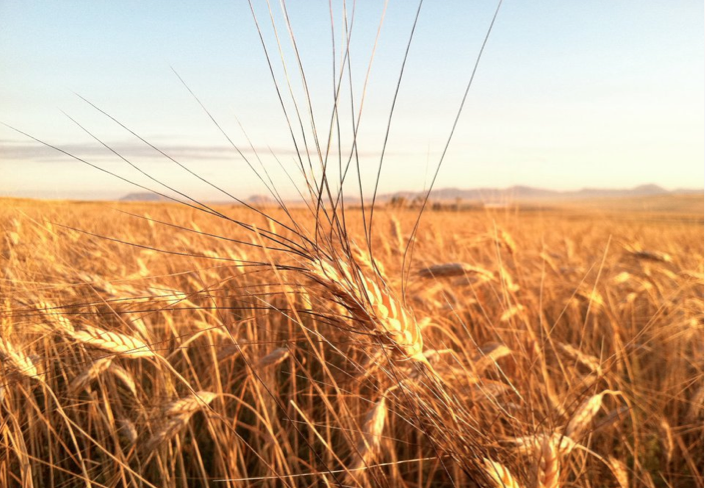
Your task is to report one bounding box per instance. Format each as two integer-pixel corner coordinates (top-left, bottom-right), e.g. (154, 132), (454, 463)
(672, 188), (705, 195)
(570, 184), (667, 198)
(119, 184), (702, 204)
(120, 192), (169, 202)
(380, 184), (695, 202)
(247, 195), (275, 205)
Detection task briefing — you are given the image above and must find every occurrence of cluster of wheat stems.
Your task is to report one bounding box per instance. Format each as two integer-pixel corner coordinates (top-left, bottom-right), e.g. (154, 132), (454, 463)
(0, 201), (702, 487)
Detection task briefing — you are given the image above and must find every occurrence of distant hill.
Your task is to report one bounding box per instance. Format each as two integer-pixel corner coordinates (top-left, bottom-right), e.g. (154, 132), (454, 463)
(119, 193), (280, 204)
(119, 185), (702, 206)
(381, 184), (701, 202)
(120, 192), (169, 202)
(246, 195), (275, 206)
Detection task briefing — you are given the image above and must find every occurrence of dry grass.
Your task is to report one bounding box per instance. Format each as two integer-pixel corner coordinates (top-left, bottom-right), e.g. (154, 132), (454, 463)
(0, 198), (702, 487)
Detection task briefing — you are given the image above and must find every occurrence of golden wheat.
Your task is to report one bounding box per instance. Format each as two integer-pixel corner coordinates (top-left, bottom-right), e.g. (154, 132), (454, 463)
(147, 391), (218, 451)
(483, 458), (522, 488)
(0, 338), (39, 380)
(606, 456), (629, 488)
(350, 396), (388, 472)
(538, 435), (560, 488)
(66, 324), (156, 358)
(0, 198), (700, 487)
(308, 256), (425, 360)
(256, 347), (290, 369)
(565, 390), (621, 438)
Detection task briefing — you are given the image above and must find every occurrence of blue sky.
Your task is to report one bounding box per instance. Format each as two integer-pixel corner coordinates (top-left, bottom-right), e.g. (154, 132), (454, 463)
(1, 1), (703, 200)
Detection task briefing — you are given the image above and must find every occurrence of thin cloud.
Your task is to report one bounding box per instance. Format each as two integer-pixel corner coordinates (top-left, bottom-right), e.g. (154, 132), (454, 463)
(1, 139), (405, 163)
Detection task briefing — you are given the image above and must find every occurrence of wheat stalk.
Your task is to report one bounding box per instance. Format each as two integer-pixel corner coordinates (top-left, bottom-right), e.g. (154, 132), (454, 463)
(163, 391), (218, 417)
(256, 347), (290, 369)
(0, 339), (39, 380)
(217, 340), (248, 362)
(108, 363), (138, 396)
(555, 342), (603, 375)
(419, 262), (495, 280)
(350, 396), (388, 471)
(625, 246), (672, 263)
(67, 324), (156, 358)
(7, 230), (20, 247)
(390, 216), (404, 255)
(606, 456), (629, 488)
(473, 343), (512, 373)
(498, 229), (517, 254)
(507, 433), (578, 456)
(483, 458), (522, 488)
(147, 391), (218, 451)
(565, 390), (621, 438)
(687, 385), (704, 422)
(500, 305), (525, 322)
(498, 266), (520, 292)
(69, 357), (114, 392)
(70, 356), (137, 396)
(592, 406), (630, 433)
(118, 418), (138, 445)
(308, 256), (425, 360)
(658, 417), (674, 464)
(37, 300), (75, 333)
(538, 435), (560, 488)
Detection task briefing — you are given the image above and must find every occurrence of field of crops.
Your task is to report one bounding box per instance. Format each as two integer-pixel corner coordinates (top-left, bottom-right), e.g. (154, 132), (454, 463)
(0, 197), (702, 487)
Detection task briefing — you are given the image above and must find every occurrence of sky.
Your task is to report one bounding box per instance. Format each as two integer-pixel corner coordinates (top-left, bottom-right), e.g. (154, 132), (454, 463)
(1, 0), (703, 201)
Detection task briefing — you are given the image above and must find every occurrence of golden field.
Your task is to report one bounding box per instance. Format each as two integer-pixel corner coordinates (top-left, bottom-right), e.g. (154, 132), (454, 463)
(0, 196), (702, 487)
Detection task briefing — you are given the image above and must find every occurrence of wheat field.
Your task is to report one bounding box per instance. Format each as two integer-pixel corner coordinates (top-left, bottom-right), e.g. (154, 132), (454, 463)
(0, 196), (702, 487)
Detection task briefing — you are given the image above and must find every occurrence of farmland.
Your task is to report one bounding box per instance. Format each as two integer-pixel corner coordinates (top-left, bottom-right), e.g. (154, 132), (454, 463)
(0, 196), (702, 487)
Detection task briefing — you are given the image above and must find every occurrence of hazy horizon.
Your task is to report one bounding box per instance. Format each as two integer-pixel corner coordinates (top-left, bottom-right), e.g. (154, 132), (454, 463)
(1, 1), (703, 201)
(2, 182), (702, 203)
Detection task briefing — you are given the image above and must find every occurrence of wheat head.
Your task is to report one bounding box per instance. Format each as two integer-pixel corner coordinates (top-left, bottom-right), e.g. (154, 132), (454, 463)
(483, 458), (522, 488)
(308, 256), (425, 360)
(67, 324), (156, 358)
